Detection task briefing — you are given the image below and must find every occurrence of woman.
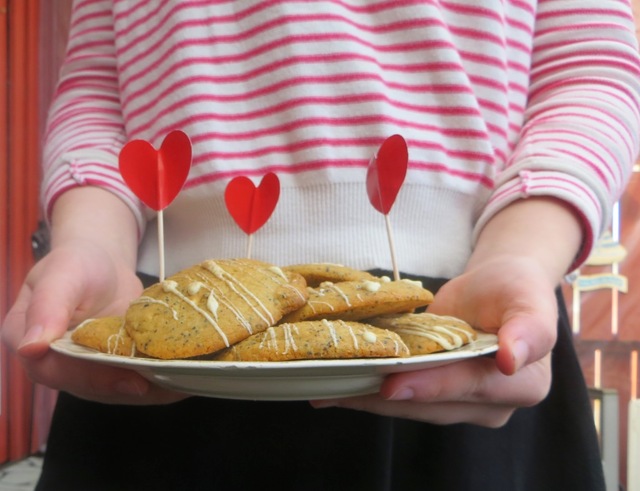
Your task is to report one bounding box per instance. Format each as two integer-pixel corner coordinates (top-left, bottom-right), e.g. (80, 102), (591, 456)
(4, 1), (640, 489)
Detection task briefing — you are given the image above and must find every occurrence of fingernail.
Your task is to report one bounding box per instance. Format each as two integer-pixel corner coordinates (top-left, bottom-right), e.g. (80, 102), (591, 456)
(512, 340), (529, 372)
(115, 379), (147, 397)
(388, 387), (414, 401)
(18, 325), (44, 349)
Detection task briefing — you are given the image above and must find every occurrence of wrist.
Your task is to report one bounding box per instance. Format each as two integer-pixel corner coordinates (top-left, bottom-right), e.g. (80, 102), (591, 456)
(468, 197), (584, 284)
(50, 186), (139, 270)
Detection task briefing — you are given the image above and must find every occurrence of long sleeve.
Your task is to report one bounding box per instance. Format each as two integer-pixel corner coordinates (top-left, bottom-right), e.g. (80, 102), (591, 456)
(475, 0), (640, 268)
(40, 1), (640, 278)
(41, 0), (147, 235)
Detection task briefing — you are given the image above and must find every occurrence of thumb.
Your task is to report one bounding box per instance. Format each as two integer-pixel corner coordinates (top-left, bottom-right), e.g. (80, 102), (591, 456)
(495, 311), (557, 376)
(8, 269), (85, 359)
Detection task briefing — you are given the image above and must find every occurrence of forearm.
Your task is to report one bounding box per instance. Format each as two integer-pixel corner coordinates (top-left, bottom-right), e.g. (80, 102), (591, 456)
(50, 186), (139, 270)
(41, 1), (146, 240)
(468, 197), (583, 286)
(474, 2), (640, 277)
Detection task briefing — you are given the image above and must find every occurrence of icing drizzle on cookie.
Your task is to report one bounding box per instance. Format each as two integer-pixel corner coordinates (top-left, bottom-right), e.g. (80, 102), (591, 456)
(106, 320), (136, 356)
(161, 279), (230, 346)
(203, 260), (275, 325)
(130, 296), (179, 321)
(396, 322), (473, 350)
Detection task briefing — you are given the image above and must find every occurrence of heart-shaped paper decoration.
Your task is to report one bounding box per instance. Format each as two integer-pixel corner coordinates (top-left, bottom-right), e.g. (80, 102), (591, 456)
(119, 130), (192, 211)
(366, 134), (408, 214)
(225, 172), (280, 234)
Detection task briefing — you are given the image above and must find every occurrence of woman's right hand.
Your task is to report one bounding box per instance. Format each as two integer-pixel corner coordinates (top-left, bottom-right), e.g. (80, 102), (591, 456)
(1, 187), (187, 405)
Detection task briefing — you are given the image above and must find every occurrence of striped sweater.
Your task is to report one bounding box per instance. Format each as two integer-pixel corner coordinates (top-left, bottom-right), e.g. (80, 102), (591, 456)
(42, 0), (640, 278)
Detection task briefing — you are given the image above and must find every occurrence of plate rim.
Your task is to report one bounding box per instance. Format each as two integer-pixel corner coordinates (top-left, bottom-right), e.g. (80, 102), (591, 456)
(51, 331), (499, 371)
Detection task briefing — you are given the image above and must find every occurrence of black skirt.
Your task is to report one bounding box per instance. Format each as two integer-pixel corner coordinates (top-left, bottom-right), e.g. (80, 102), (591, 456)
(36, 273), (605, 491)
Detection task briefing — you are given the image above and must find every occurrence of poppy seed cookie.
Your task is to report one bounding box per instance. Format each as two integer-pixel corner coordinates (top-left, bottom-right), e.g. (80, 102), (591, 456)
(366, 312), (477, 355)
(124, 258), (308, 359)
(280, 278), (433, 323)
(213, 319), (410, 361)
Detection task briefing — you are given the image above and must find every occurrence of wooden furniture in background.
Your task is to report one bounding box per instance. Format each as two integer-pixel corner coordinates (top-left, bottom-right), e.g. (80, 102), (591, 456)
(565, 171), (640, 489)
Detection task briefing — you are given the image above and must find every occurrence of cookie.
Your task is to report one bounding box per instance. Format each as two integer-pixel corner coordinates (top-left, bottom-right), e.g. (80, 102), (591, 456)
(213, 319), (410, 361)
(366, 312), (477, 355)
(124, 258), (309, 359)
(280, 278), (433, 323)
(282, 263), (381, 287)
(71, 316), (138, 356)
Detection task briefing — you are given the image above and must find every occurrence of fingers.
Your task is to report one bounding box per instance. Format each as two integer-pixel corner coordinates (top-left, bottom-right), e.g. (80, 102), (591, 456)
(2, 267), (83, 358)
(23, 283), (81, 357)
(19, 349), (187, 406)
(315, 396), (516, 427)
(488, 277), (558, 374)
(311, 355), (552, 427)
(384, 355), (550, 405)
(496, 319), (556, 375)
(427, 271), (559, 376)
(0, 245), (161, 404)
(2, 283), (186, 405)
(1, 283), (34, 352)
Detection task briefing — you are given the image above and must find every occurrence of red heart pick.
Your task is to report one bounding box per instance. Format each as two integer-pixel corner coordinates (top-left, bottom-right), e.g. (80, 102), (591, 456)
(225, 172), (280, 234)
(118, 130), (192, 211)
(366, 134), (408, 214)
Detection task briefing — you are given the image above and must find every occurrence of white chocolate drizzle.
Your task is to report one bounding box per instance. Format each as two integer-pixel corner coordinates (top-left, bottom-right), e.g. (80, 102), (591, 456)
(205, 281), (253, 333)
(130, 296), (179, 321)
(282, 324), (299, 354)
(203, 260), (226, 278)
(362, 280), (381, 292)
(400, 278), (423, 288)
(267, 266), (288, 281)
(318, 282), (351, 306)
(396, 322), (472, 350)
(161, 279), (230, 347)
(260, 267), (306, 303)
(107, 321), (136, 357)
(187, 281), (204, 295)
(363, 330), (377, 343)
(206, 291), (219, 319)
(307, 301), (335, 313)
(203, 260), (275, 325)
(393, 340), (401, 355)
(346, 323), (359, 350)
(322, 319), (339, 346)
(259, 324), (300, 354)
(76, 318), (136, 357)
(191, 272), (251, 331)
(281, 283), (307, 303)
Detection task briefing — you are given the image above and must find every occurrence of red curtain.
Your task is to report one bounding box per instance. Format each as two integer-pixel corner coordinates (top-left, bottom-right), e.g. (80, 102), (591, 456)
(0, 0), (43, 463)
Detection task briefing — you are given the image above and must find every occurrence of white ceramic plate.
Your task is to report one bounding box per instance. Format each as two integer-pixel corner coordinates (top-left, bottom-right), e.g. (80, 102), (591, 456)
(51, 332), (498, 401)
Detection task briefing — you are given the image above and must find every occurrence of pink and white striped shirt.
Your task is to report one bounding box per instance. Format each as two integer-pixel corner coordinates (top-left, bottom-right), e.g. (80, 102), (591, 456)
(42, 0), (640, 278)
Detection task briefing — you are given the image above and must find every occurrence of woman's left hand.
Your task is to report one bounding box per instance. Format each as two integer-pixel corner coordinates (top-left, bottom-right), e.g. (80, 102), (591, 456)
(311, 197), (583, 427)
(310, 255), (556, 428)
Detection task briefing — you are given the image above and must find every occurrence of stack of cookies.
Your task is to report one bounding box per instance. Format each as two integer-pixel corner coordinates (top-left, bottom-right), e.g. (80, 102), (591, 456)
(71, 259), (477, 361)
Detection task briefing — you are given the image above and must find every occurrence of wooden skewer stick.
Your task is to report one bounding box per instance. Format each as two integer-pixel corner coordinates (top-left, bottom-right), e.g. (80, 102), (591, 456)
(385, 214), (400, 281)
(157, 209), (165, 282)
(365, 135), (408, 282)
(246, 233), (254, 260)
